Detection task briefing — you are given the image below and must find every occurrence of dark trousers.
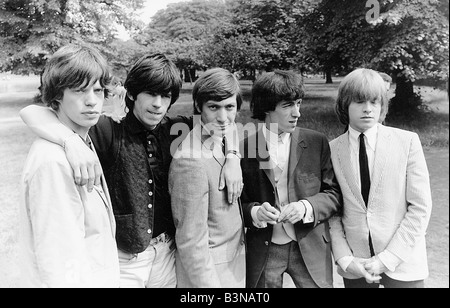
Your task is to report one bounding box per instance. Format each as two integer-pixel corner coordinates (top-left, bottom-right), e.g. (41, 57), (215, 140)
(256, 241), (320, 288)
(343, 274), (425, 288)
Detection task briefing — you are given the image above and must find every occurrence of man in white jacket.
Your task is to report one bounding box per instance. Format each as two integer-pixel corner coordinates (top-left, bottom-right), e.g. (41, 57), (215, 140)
(329, 68), (432, 288)
(19, 44), (119, 288)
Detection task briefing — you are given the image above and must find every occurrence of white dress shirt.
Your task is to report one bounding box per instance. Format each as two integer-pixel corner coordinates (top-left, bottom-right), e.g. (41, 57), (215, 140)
(251, 126), (314, 230)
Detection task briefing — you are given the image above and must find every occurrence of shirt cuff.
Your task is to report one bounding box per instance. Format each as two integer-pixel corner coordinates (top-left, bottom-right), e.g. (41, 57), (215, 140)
(378, 250), (402, 272)
(251, 206), (267, 228)
(300, 200), (314, 223)
(336, 255), (354, 272)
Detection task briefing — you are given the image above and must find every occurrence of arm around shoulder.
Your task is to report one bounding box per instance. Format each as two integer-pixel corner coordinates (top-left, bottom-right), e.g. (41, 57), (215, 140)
(20, 105), (75, 145)
(20, 104), (103, 190)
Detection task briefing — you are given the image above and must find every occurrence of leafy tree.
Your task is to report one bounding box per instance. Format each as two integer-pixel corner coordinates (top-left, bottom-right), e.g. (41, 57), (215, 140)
(225, 0), (318, 71)
(297, 0), (449, 114)
(201, 29), (269, 79)
(147, 0), (230, 41)
(0, 0), (145, 75)
(139, 0), (232, 79)
(370, 0), (449, 114)
(296, 0), (388, 83)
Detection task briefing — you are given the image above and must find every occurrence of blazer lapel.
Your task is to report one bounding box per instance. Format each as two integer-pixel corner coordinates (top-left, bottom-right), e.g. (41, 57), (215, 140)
(288, 128), (307, 180)
(255, 127), (276, 188)
(368, 125), (390, 207)
(90, 141), (116, 236)
(198, 126), (225, 167)
(212, 148), (225, 167)
(336, 133), (366, 209)
(89, 138), (111, 209)
(94, 182), (109, 207)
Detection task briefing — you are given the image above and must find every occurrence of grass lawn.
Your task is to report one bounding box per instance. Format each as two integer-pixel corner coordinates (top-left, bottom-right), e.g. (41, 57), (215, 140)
(0, 76), (448, 288)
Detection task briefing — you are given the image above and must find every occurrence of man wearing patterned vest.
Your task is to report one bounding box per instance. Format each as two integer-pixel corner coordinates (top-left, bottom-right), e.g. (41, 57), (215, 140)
(20, 54), (242, 288)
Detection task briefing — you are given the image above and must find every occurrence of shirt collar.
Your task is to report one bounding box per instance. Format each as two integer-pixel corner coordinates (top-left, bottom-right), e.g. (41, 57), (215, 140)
(124, 110), (163, 135)
(262, 124), (291, 147)
(192, 118), (224, 153)
(348, 123), (378, 151)
(84, 134), (93, 150)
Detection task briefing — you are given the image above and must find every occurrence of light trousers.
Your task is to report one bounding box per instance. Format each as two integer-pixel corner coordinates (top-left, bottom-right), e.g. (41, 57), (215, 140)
(118, 234), (176, 288)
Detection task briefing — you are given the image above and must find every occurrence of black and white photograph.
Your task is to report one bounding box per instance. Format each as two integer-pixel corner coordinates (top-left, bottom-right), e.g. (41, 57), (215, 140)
(0, 0), (448, 291)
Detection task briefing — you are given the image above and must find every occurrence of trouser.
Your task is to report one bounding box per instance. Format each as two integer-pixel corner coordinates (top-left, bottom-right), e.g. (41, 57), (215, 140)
(256, 241), (320, 288)
(117, 232), (176, 288)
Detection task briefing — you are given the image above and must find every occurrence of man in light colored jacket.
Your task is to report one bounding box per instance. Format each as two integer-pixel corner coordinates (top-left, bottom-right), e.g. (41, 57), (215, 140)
(329, 68), (432, 288)
(19, 44), (119, 288)
(169, 68), (245, 288)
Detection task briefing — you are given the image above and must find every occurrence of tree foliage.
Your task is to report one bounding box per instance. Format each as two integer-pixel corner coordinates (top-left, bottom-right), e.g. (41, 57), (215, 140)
(0, 0), (145, 75)
(296, 0), (448, 112)
(295, 0), (387, 82)
(370, 0), (449, 113)
(224, 0), (319, 71)
(201, 29), (268, 77)
(136, 0), (232, 75)
(148, 0), (230, 41)
(371, 0), (449, 82)
(1, 0), (448, 114)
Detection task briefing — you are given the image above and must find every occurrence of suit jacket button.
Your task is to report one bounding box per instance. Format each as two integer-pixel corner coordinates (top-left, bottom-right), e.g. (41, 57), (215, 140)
(264, 241), (269, 246)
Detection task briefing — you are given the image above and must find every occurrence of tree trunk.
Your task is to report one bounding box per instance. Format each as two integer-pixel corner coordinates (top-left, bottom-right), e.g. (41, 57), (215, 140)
(389, 74), (416, 114)
(184, 68), (196, 84)
(325, 70), (333, 84)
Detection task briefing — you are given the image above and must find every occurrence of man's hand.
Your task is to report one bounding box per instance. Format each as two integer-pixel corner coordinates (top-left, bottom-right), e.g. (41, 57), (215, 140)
(64, 134), (103, 192)
(277, 201), (306, 224)
(219, 156), (243, 204)
(256, 202), (280, 225)
(346, 257), (382, 283)
(364, 255), (388, 277)
(103, 85), (127, 123)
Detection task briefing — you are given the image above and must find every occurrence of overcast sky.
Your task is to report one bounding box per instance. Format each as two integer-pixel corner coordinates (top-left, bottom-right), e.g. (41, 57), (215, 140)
(138, 0), (185, 21)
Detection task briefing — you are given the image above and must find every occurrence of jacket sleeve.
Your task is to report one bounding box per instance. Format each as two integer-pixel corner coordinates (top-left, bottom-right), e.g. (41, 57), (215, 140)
(329, 214), (353, 261)
(385, 133), (432, 262)
(89, 115), (116, 169)
(304, 134), (343, 226)
(168, 157), (222, 287)
(240, 181), (263, 229)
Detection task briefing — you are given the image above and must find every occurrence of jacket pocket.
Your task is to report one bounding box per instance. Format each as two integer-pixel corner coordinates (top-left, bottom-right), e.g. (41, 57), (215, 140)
(210, 244), (239, 265)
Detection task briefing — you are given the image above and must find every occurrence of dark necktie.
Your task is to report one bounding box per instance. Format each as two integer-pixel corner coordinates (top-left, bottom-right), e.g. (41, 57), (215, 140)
(359, 133), (370, 206)
(221, 136), (227, 155)
(360, 133), (376, 256)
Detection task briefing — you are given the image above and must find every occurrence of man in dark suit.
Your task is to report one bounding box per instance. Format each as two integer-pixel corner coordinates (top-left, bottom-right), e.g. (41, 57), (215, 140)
(240, 70), (342, 288)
